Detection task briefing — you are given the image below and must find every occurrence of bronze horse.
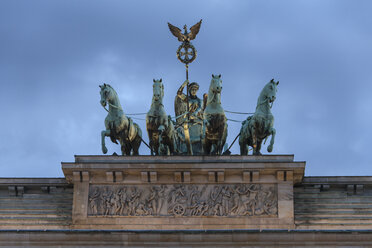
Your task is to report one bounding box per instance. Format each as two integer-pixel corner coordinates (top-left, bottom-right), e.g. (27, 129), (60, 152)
(146, 79), (177, 155)
(202, 74), (228, 155)
(100, 83), (142, 155)
(239, 79), (278, 155)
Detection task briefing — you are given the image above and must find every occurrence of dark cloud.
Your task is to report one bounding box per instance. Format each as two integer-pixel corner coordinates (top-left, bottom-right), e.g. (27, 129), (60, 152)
(1, 0), (372, 177)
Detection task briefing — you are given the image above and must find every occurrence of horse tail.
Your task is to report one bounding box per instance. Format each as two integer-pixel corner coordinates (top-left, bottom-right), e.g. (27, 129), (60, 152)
(134, 123), (142, 139)
(129, 121), (142, 155)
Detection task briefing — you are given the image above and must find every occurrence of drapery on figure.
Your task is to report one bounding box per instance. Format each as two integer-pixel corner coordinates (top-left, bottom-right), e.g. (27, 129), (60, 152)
(175, 80), (203, 123)
(174, 80), (203, 154)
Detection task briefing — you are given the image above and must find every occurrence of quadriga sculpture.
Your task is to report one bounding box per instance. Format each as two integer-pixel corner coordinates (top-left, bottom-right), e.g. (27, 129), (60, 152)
(99, 83), (142, 155)
(146, 79), (177, 155)
(202, 74), (228, 155)
(239, 79), (278, 155)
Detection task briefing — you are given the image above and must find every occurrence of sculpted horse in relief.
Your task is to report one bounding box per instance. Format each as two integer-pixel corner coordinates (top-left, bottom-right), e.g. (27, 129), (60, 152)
(146, 79), (177, 155)
(99, 83), (142, 155)
(239, 79), (278, 155)
(202, 74), (228, 155)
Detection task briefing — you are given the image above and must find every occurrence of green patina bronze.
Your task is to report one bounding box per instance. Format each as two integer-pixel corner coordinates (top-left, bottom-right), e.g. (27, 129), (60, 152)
(146, 79), (177, 155)
(97, 22), (281, 157)
(174, 80), (203, 155)
(239, 79), (278, 155)
(99, 84), (142, 155)
(202, 74), (228, 155)
(168, 20), (202, 155)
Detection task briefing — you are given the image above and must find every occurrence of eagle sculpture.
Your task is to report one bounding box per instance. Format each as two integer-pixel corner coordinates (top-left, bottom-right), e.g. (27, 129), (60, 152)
(168, 19), (202, 42)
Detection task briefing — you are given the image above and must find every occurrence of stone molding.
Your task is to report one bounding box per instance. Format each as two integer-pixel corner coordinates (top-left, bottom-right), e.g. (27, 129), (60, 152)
(61, 155), (304, 230)
(1, 230), (372, 247)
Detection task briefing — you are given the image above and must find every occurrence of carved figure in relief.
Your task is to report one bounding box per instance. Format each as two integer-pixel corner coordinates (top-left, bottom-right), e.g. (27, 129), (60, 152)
(113, 188), (123, 215)
(169, 185), (187, 204)
(189, 185), (208, 216)
(210, 186), (224, 216)
(101, 187), (113, 216)
(168, 185), (188, 216)
(191, 201), (209, 216)
(135, 203), (150, 216)
(241, 185), (259, 216)
(147, 186), (160, 215)
(262, 187), (277, 215)
(189, 185), (201, 206)
(229, 186), (240, 214)
(87, 184), (277, 217)
(119, 187), (128, 215)
(158, 185), (167, 214)
(89, 187), (100, 215)
(128, 187), (142, 216)
(221, 186), (232, 215)
(198, 202), (209, 216)
(213, 203), (223, 216)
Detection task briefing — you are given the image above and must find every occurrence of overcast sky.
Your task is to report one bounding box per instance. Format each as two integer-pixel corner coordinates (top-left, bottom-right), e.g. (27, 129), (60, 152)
(1, 0), (372, 177)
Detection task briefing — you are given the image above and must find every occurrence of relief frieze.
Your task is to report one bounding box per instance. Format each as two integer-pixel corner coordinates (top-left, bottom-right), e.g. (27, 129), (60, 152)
(88, 184), (277, 217)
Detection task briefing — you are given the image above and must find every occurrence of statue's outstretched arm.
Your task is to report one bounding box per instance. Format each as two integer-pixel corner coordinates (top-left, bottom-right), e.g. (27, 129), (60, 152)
(177, 80), (189, 96)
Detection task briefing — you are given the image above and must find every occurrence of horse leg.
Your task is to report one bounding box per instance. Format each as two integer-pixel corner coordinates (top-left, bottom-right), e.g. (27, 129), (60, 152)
(219, 123), (228, 155)
(131, 125), (142, 156)
(215, 139), (223, 155)
(101, 130), (110, 154)
(122, 142), (131, 156)
(169, 134), (177, 155)
(148, 130), (156, 156)
(204, 139), (212, 155)
(267, 128), (276, 153)
(152, 134), (160, 156)
(158, 131), (166, 155)
(255, 140), (263, 155)
(211, 143), (217, 155)
(132, 135), (141, 155)
(202, 138), (207, 155)
(240, 140), (248, 155)
(118, 136), (131, 156)
(251, 126), (258, 155)
(239, 134), (247, 155)
(119, 140), (125, 155)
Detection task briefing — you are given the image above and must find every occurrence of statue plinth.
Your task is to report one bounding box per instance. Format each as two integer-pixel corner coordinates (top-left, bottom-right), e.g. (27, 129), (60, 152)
(62, 155), (305, 230)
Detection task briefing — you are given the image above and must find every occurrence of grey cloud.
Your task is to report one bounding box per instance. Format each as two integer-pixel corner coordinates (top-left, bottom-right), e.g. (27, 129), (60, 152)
(1, 0), (372, 177)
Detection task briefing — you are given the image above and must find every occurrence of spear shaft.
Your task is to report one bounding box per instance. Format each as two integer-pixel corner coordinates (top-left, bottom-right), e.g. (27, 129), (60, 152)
(184, 64), (193, 155)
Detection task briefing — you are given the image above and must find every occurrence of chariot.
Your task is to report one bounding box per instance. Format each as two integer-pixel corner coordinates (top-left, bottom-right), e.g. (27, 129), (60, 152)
(99, 20), (278, 156)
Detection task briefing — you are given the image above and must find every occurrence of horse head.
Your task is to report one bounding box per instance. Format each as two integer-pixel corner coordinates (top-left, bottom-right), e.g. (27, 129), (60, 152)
(152, 78), (164, 103)
(210, 74), (222, 94)
(203, 74), (227, 155)
(99, 83), (114, 107)
(207, 74), (223, 105)
(258, 79), (279, 107)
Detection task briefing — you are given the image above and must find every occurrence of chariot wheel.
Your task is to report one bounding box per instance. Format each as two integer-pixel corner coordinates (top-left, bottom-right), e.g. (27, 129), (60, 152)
(172, 203), (185, 216)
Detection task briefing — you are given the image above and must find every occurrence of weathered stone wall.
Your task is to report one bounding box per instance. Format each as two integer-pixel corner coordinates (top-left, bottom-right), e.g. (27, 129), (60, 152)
(2, 157), (372, 246)
(62, 155), (303, 230)
(1, 230), (372, 247)
(294, 176), (372, 230)
(0, 178), (72, 230)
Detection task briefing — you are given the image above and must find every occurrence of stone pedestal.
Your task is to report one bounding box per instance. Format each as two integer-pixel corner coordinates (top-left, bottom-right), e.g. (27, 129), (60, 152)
(62, 155), (305, 230)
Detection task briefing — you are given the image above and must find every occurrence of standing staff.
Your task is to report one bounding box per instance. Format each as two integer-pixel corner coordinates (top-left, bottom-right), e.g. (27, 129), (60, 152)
(168, 19), (202, 155)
